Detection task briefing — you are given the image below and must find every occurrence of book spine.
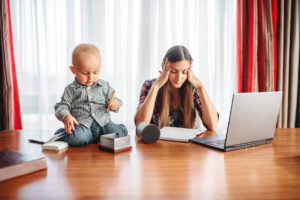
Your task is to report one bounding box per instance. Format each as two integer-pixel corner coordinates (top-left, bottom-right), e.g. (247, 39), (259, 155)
(0, 158), (47, 182)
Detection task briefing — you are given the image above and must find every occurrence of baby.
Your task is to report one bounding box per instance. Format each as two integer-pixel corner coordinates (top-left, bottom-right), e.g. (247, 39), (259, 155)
(54, 44), (127, 146)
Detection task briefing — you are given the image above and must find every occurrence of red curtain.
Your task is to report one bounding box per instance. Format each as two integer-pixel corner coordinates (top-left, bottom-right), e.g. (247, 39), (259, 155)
(0, 0), (22, 130)
(237, 0), (277, 92)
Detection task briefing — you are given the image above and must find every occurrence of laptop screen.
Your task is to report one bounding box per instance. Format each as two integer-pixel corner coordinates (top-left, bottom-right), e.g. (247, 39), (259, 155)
(225, 92), (282, 147)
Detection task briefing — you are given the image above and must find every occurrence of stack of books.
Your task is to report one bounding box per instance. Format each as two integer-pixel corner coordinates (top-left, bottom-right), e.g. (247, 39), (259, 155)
(99, 133), (132, 153)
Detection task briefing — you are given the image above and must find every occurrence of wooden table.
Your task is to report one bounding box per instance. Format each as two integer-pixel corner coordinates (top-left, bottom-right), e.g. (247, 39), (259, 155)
(0, 129), (299, 199)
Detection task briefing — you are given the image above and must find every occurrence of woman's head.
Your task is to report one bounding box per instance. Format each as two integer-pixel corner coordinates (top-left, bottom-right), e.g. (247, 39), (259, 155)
(158, 45), (195, 128)
(163, 45), (193, 89)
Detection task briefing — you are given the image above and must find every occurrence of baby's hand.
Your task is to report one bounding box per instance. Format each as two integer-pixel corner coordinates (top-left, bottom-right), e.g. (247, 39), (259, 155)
(63, 115), (79, 134)
(108, 100), (119, 111)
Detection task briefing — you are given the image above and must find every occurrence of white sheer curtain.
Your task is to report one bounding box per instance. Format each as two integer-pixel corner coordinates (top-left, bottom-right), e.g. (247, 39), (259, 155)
(10, 0), (236, 131)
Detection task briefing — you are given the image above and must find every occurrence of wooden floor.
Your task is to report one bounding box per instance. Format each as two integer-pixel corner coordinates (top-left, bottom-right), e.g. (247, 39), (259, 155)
(0, 128), (300, 199)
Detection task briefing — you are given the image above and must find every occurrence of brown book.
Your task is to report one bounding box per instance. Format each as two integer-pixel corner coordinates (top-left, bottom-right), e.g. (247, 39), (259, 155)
(0, 149), (47, 182)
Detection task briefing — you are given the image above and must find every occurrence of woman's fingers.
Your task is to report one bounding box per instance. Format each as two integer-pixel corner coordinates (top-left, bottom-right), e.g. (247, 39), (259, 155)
(187, 69), (203, 88)
(155, 58), (171, 89)
(187, 67), (191, 77)
(163, 58), (170, 72)
(162, 59), (170, 78)
(187, 68), (195, 83)
(163, 58), (167, 69)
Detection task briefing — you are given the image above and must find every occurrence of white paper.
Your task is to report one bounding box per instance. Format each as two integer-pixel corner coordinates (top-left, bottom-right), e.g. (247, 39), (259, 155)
(42, 141), (68, 151)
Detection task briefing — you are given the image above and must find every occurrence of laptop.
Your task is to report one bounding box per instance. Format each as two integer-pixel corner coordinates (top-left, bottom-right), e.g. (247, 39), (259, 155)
(190, 92), (282, 151)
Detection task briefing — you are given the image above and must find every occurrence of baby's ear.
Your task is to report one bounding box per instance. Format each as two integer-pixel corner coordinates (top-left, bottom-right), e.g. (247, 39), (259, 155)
(69, 66), (76, 75)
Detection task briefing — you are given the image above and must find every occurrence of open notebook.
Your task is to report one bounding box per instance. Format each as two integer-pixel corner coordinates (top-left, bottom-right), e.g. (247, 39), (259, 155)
(159, 127), (206, 142)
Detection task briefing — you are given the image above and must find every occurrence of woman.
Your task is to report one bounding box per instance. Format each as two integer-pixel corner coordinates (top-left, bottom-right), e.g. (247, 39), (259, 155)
(135, 45), (218, 142)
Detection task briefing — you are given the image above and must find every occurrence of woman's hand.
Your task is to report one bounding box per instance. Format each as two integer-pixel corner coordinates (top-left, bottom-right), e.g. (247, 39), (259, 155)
(63, 114), (79, 134)
(187, 65), (203, 89)
(154, 58), (171, 89)
(108, 100), (119, 111)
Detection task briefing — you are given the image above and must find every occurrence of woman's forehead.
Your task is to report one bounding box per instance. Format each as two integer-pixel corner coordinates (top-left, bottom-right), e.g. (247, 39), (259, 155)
(169, 60), (190, 70)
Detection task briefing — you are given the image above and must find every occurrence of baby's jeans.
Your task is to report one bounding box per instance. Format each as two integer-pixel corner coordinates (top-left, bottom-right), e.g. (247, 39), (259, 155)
(54, 120), (128, 146)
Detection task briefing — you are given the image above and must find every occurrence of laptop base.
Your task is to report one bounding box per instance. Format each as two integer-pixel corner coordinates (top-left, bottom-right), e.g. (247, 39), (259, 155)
(190, 136), (273, 152)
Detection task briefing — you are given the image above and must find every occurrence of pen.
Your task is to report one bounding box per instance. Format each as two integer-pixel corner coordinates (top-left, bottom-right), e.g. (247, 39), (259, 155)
(106, 90), (116, 112)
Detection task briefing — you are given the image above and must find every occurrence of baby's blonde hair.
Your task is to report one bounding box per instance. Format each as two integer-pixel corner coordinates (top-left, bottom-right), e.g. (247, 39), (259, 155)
(72, 44), (100, 66)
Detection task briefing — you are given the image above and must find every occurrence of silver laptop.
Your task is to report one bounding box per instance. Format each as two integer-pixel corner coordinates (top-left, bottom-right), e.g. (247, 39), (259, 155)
(190, 92), (282, 151)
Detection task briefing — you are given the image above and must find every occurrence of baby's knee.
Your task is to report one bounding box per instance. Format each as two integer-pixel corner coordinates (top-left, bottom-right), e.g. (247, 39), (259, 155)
(67, 135), (89, 146)
(60, 126), (91, 146)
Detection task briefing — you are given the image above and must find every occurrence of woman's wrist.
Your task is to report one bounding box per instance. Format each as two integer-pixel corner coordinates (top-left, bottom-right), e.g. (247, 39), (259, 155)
(153, 81), (161, 92)
(197, 85), (203, 92)
(195, 81), (203, 91)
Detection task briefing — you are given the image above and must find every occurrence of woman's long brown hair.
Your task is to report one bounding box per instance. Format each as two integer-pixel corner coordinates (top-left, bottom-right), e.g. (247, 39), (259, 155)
(157, 46), (195, 128)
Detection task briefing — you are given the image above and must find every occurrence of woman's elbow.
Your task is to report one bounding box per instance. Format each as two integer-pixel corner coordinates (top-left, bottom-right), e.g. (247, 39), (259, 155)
(206, 121), (218, 131)
(134, 113), (149, 126)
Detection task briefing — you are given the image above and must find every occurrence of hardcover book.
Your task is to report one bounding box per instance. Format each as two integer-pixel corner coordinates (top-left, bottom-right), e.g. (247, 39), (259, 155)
(99, 133), (132, 153)
(0, 149), (47, 182)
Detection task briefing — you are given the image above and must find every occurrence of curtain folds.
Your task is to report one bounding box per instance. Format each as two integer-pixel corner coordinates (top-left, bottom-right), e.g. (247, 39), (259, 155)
(277, 0), (300, 128)
(237, 0), (277, 93)
(238, 0), (300, 128)
(0, 0), (22, 130)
